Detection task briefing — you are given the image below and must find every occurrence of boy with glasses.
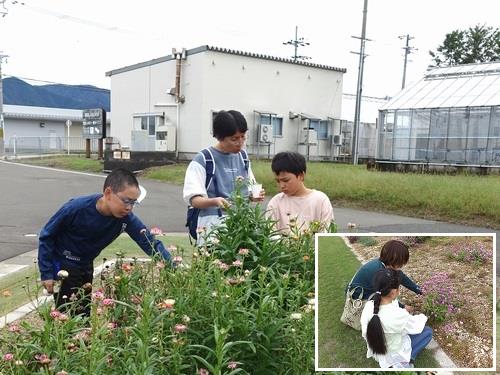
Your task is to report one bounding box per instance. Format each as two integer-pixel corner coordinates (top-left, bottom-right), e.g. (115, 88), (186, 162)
(38, 168), (172, 315)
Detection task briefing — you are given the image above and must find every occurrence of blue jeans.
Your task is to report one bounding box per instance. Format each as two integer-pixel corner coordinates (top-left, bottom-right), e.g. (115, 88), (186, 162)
(409, 326), (433, 360)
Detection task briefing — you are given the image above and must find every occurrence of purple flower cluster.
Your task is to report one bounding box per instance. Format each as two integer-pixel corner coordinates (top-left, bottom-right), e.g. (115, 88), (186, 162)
(396, 236), (428, 247)
(449, 242), (492, 264)
(420, 272), (458, 322)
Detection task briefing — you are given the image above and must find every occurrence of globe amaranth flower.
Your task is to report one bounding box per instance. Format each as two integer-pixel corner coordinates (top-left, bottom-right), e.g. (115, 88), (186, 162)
(102, 298), (115, 307)
(3, 353), (14, 361)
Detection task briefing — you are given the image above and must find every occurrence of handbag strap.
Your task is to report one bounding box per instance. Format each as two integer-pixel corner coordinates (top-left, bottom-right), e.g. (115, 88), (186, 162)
(346, 267), (364, 299)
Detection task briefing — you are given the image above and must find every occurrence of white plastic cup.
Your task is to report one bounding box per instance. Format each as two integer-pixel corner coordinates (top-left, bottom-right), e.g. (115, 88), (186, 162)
(251, 183), (262, 198)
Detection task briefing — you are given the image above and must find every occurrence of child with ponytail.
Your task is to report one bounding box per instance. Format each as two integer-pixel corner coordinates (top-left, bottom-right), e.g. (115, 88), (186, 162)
(360, 268), (433, 368)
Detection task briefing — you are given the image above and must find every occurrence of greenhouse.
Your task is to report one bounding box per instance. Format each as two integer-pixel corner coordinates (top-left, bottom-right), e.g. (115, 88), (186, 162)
(377, 61), (500, 167)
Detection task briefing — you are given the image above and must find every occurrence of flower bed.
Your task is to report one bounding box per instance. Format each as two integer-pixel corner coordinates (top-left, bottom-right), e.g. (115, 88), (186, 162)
(0, 182), (316, 374)
(348, 235), (494, 368)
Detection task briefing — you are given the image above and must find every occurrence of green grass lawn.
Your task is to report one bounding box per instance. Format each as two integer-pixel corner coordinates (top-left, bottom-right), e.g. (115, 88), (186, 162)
(317, 235), (439, 369)
(0, 234), (193, 316)
(16, 155), (500, 229)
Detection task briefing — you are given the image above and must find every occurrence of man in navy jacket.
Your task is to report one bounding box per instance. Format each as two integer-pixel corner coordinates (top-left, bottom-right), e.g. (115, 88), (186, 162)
(38, 168), (171, 315)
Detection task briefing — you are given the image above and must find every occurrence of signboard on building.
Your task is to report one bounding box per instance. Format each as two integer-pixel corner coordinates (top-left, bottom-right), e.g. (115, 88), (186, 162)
(82, 108), (106, 139)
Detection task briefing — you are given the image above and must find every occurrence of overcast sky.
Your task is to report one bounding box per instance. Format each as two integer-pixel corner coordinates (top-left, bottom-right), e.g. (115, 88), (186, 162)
(0, 0), (498, 99)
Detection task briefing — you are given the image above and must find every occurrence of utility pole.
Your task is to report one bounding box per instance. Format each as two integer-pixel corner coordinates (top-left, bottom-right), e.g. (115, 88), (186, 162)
(351, 0), (370, 165)
(282, 26), (311, 62)
(0, 52), (8, 156)
(399, 34), (417, 89)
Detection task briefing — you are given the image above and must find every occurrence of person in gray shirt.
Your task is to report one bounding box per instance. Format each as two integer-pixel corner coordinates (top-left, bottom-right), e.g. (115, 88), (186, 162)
(183, 110), (264, 244)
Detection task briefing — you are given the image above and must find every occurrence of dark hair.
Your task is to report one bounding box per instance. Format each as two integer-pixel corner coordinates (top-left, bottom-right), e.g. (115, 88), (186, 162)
(271, 151), (307, 176)
(379, 240), (409, 268)
(366, 268), (401, 355)
(212, 110), (248, 140)
(103, 168), (139, 193)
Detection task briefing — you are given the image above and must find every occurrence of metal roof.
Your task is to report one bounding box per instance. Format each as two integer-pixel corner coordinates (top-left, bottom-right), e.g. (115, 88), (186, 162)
(105, 45), (346, 77)
(379, 61), (500, 111)
(3, 104), (111, 123)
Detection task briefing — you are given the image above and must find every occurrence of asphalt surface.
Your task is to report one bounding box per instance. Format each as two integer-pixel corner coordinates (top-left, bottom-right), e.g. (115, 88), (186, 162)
(0, 160), (498, 272)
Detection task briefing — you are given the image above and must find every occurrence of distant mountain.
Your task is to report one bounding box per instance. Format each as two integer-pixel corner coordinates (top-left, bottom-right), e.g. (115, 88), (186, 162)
(3, 77), (110, 112)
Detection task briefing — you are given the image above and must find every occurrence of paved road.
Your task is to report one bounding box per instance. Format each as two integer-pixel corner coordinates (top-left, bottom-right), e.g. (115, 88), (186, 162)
(0, 161), (186, 262)
(1, 160), (498, 271)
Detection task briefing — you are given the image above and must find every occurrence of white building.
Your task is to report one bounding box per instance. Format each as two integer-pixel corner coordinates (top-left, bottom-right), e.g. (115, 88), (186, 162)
(105, 45), (346, 160)
(2, 105), (110, 156)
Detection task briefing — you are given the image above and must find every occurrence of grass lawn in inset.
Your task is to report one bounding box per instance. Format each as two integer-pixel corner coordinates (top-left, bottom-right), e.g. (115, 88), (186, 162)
(317, 235), (439, 369)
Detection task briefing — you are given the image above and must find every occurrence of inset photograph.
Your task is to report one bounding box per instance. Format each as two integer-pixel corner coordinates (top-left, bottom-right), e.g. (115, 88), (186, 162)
(316, 234), (496, 372)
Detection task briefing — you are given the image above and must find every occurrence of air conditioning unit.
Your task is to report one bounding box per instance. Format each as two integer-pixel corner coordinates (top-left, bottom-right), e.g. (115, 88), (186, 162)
(259, 124), (273, 143)
(332, 134), (343, 146)
(300, 129), (317, 145)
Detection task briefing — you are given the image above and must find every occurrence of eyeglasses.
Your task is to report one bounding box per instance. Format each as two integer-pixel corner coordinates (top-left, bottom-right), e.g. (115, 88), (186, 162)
(113, 192), (140, 208)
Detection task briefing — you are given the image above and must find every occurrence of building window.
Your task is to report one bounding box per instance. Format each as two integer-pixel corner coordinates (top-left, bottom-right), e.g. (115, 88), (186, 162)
(135, 115), (160, 136)
(259, 114), (283, 137)
(309, 120), (329, 139)
(272, 117), (283, 137)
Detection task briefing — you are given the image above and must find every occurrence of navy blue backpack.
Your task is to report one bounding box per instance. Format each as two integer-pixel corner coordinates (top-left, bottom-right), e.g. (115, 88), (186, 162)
(185, 148), (249, 242)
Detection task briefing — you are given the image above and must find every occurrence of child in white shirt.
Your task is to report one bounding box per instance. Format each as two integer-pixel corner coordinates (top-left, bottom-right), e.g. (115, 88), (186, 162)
(360, 268), (432, 368)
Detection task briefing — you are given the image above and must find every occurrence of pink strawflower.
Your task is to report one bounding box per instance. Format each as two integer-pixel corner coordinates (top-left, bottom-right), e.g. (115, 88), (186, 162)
(173, 255), (183, 264)
(198, 369), (209, 375)
(150, 226), (163, 236)
(50, 310), (61, 319)
(232, 260), (243, 267)
(157, 298), (175, 310)
(174, 324), (187, 333)
(218, 262), (229, 271)
(238, 248), (249, 256)
(35, 353), (51, 365)
(122, 263), (133, 272)
(107, 322), (118, 329)
(8, 324), (21, 333)
(57, 313), (69, 322)
(3, 353), (14, 361)
(227, 361), (238, 369)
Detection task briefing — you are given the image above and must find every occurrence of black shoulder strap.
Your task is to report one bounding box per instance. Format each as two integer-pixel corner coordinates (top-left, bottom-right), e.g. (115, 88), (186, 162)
(201, 148), (215, 189)
(201, 148), (222, 217)
(239, 149), (249, 172)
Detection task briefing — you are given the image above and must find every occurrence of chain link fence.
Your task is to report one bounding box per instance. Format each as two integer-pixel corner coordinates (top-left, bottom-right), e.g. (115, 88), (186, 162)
(3, 136), (100, 158)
